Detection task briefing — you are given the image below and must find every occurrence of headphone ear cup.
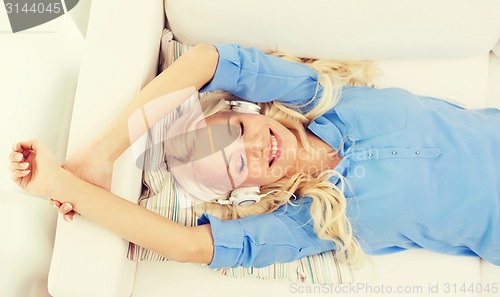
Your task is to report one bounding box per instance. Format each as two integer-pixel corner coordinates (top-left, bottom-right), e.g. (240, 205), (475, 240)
(229, 186), (261, 206)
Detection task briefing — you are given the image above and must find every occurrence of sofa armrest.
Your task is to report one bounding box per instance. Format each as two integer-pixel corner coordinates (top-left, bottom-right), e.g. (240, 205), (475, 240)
(1, 9), (83, 297)
(47, 1), (165, 297)
(489, 51), (500, 108)
(492, 39), (500, 58)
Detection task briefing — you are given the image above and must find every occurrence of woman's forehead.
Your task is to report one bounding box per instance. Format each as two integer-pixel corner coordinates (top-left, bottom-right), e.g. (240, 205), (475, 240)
(191, 113), (240, 161)
(198, 111), (232, 126)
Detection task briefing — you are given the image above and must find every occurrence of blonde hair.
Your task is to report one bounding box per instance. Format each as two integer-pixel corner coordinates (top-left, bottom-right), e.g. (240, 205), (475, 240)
(165, 52), (379, 268)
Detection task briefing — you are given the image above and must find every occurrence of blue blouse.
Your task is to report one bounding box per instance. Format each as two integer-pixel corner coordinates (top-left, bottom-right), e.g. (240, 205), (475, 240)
(197, 44), (500, 268)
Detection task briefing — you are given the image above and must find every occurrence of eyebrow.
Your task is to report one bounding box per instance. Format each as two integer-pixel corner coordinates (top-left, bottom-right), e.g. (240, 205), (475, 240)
(226, 116), (233, 164)
(206, 124), (216, 154)
(227, 116), (233, 137)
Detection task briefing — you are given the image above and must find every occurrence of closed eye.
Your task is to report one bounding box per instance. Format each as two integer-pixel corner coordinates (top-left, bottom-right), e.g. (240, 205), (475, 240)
(240, 154), (246, 172)
(239, 122), (245, 137)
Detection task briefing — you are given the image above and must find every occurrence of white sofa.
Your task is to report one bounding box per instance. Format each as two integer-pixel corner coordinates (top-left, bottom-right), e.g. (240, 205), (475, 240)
(2, 0), (500, 297)
(0, 4), (86, 297)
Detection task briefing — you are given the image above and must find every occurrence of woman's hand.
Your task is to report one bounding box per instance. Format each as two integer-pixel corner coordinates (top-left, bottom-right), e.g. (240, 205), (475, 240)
(51, 142), (114, 221)
(9, 140), (62, 198)
(50, 199), (76, 222)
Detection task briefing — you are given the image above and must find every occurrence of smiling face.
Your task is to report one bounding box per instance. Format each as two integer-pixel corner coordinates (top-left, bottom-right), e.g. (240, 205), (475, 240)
(191, 111), (300, 193)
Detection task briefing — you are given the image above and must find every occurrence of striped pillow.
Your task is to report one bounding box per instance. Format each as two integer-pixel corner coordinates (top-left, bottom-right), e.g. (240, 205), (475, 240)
(127, 29), (353, 284)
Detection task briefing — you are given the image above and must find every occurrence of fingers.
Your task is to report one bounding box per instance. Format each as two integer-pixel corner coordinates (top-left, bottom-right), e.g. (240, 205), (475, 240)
(10, 140), (39, 163)
(9, 150), (31, 183)
(59, 202), (73, 214)
(9, 142), (36, 184)
(50, 200), (75, 222)
(64, 212), (75, 222)
(50, 198), (61, 209)
(15, 140), (39, 152)
(9, 143), (29, 175)
(9, 161), (29, 172)
(9, 151), (25, 162)
(10, 169), (31, 179)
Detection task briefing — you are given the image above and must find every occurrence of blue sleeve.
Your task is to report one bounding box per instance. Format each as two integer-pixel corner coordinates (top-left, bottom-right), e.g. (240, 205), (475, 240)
(197, 199), (336, 268)
(200, 44), (323, 109)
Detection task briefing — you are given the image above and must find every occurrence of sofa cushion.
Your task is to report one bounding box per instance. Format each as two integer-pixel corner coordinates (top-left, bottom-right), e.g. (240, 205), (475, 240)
(165, 0), (500, 60)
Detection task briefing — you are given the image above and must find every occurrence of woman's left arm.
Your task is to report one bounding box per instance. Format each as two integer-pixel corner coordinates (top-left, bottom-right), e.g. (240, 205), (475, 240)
(9, 140), (214, 264)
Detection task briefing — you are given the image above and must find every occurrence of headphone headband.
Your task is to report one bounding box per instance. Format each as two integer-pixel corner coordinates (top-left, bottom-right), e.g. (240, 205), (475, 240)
(226, 100), (261, 114)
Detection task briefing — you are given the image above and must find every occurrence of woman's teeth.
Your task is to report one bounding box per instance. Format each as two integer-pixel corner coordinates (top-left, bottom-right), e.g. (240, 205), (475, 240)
(271, 134), (277, 160)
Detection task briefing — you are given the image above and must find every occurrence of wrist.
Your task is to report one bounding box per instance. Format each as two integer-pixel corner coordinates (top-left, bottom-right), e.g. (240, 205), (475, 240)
(47, 168), (75, 201)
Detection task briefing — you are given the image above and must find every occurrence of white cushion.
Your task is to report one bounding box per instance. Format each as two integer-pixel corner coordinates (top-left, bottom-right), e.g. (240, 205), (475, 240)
(375, 55), (490, 109)
(131, 251), (481, 297)
(166, 0), (500, 60)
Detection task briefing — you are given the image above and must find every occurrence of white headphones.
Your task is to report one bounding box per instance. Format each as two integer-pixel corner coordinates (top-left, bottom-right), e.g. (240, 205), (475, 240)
(216, 188), (297, 207)
(216, 186), (263, 207)
(216, 100), (262, 207)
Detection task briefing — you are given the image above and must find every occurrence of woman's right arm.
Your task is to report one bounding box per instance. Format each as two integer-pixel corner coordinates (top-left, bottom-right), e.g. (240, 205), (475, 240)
(63, 43), (315, 186)
(55, 44), (219, 215)
(90, 43), (219, 163)
(54, 44), (219, 219)
(66, 43), (316, 176)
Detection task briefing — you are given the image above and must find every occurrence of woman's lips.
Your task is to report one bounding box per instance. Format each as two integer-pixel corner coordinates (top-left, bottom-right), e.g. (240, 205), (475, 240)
(274, 130), (282, 162)
(269, 129), (282, 167)
(268, 130), (273, 163)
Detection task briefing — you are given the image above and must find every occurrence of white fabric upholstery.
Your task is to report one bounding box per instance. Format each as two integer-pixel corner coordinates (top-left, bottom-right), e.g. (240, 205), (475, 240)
(166, 0), (500, 60)
(375, 55), (490, 108)
(492, 39), (500, 57)
(489, 52), (500, 108)
(0, 193), (57, 297)
(0, 7), (83, 297)
(0, 13), (83, 194)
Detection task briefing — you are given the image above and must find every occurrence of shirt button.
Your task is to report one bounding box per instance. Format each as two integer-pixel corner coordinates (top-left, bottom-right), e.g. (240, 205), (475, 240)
(391, 151), (397, 155)
(368, 153), (373, 158)
(415, 151), (420, 155)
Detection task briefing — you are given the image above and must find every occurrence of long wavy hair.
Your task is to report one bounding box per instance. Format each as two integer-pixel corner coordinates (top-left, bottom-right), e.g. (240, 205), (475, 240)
(165, 52), (379, 268)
